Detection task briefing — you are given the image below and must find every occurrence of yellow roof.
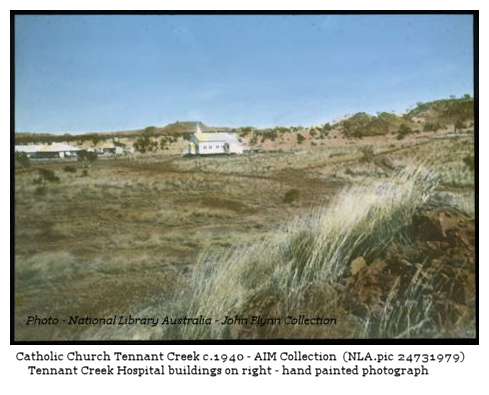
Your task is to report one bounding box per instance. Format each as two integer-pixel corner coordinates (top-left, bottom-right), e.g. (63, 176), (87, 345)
(194, 125), (239, 143)
(38, 144), (79, 152)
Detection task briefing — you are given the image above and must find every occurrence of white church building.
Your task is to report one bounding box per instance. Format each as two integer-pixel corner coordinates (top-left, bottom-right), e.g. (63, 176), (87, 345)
(187, 125), (244, 155)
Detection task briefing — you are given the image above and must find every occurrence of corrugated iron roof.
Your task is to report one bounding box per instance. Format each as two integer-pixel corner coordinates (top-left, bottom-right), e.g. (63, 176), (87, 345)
(15, 145), (44, 153)
(194, 124), (240, 143)
(195, 132), (239, 143)
(15, 144), (80, 153)
(193, 129), (238, 144)
(95, 142), (116, 149)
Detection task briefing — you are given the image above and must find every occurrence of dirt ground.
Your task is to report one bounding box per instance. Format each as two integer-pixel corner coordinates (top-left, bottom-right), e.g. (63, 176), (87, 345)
(14, 129), (475, 340)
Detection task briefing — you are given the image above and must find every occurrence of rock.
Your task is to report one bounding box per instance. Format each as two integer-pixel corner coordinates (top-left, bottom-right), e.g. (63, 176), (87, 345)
(412, 207), (472, 244)
(343, 258), (393, 317)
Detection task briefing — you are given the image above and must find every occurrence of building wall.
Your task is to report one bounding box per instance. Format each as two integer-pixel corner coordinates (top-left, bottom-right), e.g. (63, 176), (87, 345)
(188, 134), (243, 155)
(228, 142), (243, 154)
(198, 141), (227, 155)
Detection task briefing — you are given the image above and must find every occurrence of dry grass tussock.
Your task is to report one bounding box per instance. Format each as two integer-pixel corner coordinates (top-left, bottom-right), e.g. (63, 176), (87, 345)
(110, 165), (459, 340)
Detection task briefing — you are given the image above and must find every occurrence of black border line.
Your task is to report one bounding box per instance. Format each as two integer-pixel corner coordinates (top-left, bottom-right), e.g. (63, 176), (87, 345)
(472, 10), (479, 346)
(10, 10), (479, 15)
(11, 10), (479, 346)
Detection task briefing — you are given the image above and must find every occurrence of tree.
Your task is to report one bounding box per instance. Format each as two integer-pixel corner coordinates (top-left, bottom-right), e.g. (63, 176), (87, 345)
(77, 150), (98, 163)
(160, 136), (172, 150)
(134, 134), (158, 153)
(86, 134), (103, 146)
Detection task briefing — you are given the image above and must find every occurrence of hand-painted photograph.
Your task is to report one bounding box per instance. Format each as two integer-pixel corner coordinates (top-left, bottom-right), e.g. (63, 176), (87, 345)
(13, 13), (476, 341)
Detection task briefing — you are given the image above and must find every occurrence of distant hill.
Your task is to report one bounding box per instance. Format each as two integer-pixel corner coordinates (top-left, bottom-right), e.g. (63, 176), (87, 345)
(405, 96), (474, 130)
(337, 96), (474, 138)
(138, 122), (231, 137)
(14, 96), (475, 145)
(14, 122), (227, 145)
(339, 111), (411, 138)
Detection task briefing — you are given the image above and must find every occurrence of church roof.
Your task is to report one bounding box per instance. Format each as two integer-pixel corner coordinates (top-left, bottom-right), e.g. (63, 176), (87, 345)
(193, 125), (239, 143)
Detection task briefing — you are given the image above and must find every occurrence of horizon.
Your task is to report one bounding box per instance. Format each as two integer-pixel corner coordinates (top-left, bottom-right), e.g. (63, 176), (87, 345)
(15, 14), (474, 134)
(14, 93), (473, 137)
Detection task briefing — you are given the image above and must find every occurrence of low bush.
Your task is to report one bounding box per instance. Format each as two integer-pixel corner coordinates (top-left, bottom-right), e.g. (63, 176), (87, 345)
(15, 152), (30, 168)
(463, 156), (474, 172)
(38, 169), (60, 184)
(283, 188), (300, 203)
(63, 165), (77, 173)
(77, 150), (98, 163)
(359, 145), (375, 163)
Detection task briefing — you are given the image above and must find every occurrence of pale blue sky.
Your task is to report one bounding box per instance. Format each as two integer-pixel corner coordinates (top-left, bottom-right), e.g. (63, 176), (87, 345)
(15, 14), (474, 133)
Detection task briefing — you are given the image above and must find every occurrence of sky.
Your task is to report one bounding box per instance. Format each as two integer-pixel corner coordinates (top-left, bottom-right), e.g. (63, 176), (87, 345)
(14, 14), (474, 134)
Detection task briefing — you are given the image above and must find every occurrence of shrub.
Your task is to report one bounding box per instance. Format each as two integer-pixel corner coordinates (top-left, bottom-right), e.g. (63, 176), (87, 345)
(35, 186), (46, 196)
(359, 145), (375, 163)
(134, 134), (158, 153)
(283, 188), (300, 203)
(454, 120), (465, 132)
(35, 169), (60, 191)
(144, 126), (157, 134)
(77, 150), (98, 163)
(239, 127), (252, 137)
(297, 134), (305, 144)
(397, 124), (413, 139)
(463, 156), (474, 172)
(63, 165), (77, 173)
(15, 152), (30, 168)
(38, 169), (60, 183)
(259, 129), (278, 142)
(423, 123), (438, 132)
(240, 126), (254, 135)
(160, 136), (172, 150)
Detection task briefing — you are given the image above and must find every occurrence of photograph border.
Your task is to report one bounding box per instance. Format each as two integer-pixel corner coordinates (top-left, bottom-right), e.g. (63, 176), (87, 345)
(10, 9), (479, 346)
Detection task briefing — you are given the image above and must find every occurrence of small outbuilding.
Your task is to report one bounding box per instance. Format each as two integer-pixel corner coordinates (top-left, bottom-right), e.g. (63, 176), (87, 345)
(94, 142), (124, 156)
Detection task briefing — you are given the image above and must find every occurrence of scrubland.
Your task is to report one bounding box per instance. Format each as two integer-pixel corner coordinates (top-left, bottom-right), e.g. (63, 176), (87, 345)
(14, 130), (475, 340)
